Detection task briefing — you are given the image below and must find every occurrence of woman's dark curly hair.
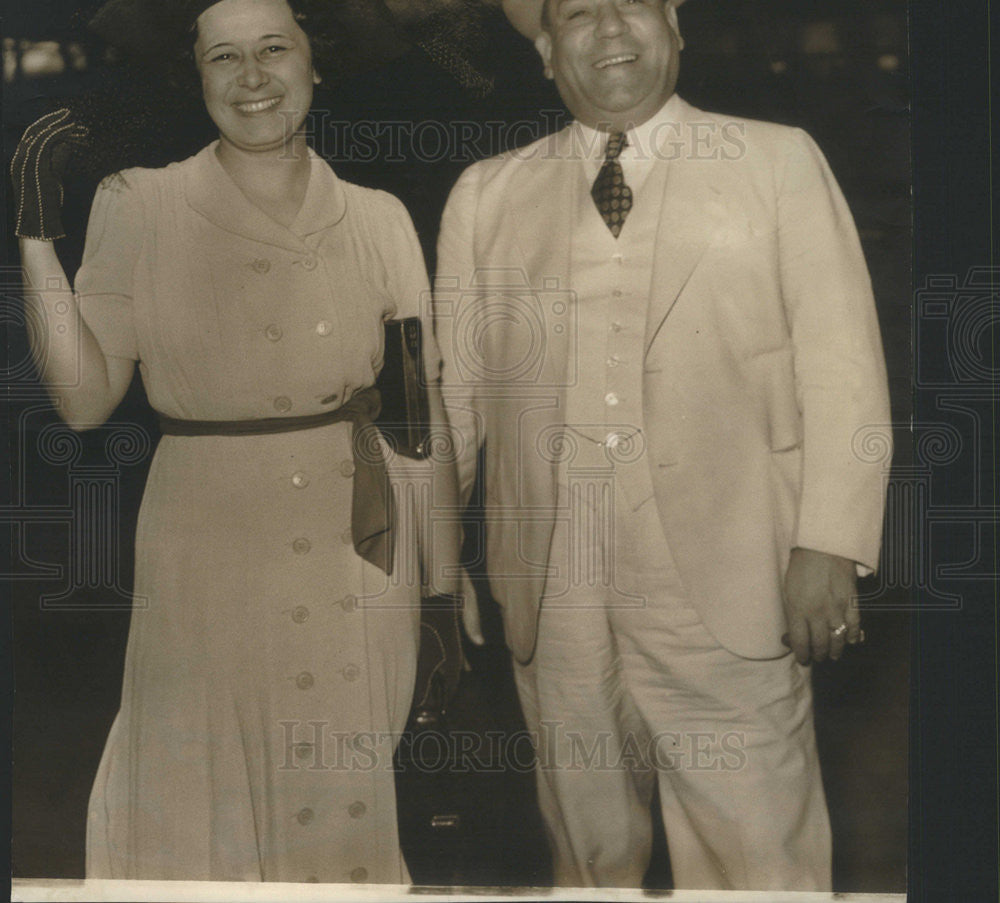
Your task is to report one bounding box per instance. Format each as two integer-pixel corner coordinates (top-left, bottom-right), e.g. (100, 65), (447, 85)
(60, 0), (410, 178)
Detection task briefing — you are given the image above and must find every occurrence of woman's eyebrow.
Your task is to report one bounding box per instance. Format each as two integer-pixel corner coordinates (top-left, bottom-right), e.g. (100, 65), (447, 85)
(202, 33), (291, 53)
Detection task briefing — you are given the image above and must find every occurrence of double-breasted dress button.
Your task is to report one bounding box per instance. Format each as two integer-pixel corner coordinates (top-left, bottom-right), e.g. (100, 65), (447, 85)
(605, 392), (620, 407)
(301, 254), (318, 271)
(291, 605), (310, 624)
(293, 742), (314, 760)
(296, 671), (315, 690)
(274, 396), (292, 413)
(291, 471), (310, 488)
(340, 594), (358, 613)
(612, 288), (623, 298)
(339, 459), (355, 478)
(611, 321), (623, 332)
(292, 741), (315, 759)
(252, 258), (271, 274)
(292, 537), (311, 554)
(342, 664), (360, 682)
(316, 320), (333, 336)
(348, 801), (367, 819)
(264, 323), (283, 342)
(296, 807), (314, 825)
(350, 867), (368, 883)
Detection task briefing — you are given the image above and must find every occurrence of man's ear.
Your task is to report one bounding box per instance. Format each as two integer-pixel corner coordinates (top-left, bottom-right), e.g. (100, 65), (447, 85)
(667, 0), (685, 50)
(535, 31), (554, 80)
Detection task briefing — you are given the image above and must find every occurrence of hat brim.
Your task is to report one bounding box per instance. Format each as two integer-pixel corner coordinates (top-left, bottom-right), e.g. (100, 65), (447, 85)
(503, 0), (686, 41)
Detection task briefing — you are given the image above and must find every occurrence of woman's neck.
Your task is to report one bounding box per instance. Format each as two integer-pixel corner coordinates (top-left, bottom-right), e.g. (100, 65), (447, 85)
(215, 133), (313, 228)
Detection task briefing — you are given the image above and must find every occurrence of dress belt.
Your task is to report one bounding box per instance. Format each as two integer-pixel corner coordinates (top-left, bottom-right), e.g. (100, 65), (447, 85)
(158, 386), (395, 575)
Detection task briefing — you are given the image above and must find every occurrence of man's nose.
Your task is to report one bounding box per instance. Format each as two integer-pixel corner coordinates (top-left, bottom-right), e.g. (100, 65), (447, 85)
(237, 58), (268, 89)
(595, 2), (628, 37)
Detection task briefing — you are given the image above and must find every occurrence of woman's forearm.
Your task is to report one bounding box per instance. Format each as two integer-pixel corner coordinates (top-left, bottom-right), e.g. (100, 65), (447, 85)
(19, 238), (133, 428)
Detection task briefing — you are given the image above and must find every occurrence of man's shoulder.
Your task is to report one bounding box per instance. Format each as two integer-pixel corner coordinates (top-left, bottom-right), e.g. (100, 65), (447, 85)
(456, 125), (577, 190)
(671, 98), (812, 159)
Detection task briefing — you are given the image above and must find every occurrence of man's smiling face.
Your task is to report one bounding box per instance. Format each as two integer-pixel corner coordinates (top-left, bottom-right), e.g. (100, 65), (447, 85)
(535, 0), (683, 131)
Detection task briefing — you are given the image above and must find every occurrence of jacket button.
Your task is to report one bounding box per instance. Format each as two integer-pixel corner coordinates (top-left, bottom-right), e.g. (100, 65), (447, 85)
(296, 671), (315, 690)
(339, 459), (355, 477)
(292, 537), (311, 554)
(342, 664), (360, 682)
(348, 801), (366, 819)
(340, 594), (357, 612)
(274, 395), (292, 413)
(301, 255), (318, 271)
(264, 323), (282, 341)
(350, 867), (368, 883)
(252, 258), (271, 274)
(296, 807), (314, 825)
(291, 605), (310, 624)
(291, 471), (310, 488)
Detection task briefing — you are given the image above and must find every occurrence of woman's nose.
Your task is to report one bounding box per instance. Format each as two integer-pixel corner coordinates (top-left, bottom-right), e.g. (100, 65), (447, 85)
(237, 58), (268, 89)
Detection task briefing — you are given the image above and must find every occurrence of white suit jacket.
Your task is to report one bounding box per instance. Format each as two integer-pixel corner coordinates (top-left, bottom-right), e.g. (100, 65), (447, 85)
(434, 98), (892, 663)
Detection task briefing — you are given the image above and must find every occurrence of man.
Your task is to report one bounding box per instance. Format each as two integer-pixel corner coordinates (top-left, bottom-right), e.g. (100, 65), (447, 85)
(436, 0), (891, 889)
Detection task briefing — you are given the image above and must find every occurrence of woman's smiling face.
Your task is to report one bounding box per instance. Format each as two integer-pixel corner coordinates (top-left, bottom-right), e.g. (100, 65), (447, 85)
(194, 0), (319, 153)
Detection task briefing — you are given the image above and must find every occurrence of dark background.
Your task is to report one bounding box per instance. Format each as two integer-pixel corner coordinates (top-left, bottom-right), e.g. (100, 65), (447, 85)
(2, 0), (996, 898)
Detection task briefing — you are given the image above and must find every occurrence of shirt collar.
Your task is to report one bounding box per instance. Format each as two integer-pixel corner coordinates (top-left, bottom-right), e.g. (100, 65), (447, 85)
(573, 93), (686, 188)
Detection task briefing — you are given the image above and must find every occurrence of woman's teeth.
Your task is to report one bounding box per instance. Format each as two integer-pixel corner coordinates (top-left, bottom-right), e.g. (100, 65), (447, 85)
(234, 97), (282, 113)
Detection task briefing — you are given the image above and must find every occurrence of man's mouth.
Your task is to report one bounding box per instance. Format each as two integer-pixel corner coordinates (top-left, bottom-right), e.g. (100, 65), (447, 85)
(594, 53), (639, 70)
(233, 96), (283, 114)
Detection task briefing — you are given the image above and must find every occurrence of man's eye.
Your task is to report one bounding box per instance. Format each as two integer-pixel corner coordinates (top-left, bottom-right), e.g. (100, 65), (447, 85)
(262, 44), (288, 55)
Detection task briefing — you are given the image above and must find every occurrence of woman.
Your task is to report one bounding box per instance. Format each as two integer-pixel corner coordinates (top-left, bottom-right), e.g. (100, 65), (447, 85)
(14, 0), (462, 883)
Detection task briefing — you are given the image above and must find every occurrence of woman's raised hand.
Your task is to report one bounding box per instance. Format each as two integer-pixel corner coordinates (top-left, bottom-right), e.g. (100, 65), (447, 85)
(10, 108), (89, 241)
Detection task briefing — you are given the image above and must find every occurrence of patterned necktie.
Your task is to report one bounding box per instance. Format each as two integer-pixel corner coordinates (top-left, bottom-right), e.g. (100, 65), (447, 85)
(591, 130), (632, 238)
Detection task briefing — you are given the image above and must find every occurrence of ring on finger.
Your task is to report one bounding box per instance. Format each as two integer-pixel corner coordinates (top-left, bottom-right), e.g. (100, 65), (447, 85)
(830, 623), (848, 638)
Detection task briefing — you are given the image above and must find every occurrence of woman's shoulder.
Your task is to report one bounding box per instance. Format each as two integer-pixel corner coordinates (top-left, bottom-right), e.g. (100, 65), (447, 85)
(96, 146), (210, 199)
(338, 177), (411, 222)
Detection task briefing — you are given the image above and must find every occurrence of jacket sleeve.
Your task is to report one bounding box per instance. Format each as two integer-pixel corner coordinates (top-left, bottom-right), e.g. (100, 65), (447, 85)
(433, 164), (486, 509)
(777, 128), (893, 574)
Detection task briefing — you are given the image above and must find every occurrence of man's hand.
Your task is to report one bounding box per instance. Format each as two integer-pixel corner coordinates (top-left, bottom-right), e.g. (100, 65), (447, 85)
(782, 548), (860, 664)
(461, 567), (485, 647)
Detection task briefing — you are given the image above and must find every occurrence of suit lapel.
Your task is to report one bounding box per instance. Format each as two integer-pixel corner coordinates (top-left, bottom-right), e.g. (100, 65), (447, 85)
(508, 127), (577, 390)
(644, 104), (727, 356)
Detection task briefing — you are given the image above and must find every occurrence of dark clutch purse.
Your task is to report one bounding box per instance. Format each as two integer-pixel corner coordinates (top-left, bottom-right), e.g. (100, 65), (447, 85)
(375, 317), (430, 459)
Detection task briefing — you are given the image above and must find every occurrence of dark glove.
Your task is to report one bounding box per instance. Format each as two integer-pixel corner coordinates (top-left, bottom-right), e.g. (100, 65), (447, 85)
(10, 108), (89, 241)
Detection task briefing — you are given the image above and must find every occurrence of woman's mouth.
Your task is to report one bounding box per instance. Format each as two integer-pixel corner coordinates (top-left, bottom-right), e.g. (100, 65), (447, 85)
(594, 53), (639, 70)
(233, 96), (283, 114)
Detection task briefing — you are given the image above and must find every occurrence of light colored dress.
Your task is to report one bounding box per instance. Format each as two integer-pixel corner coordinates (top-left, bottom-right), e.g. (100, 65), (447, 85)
(76, 142), (432, 883)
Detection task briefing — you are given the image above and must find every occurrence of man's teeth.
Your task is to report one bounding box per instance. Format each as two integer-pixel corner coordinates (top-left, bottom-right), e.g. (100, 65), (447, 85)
(235, 97), (282, 113)
(596, 54), (638, 69)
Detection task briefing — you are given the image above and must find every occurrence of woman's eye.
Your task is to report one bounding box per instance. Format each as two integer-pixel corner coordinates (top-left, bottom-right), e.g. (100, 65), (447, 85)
(209, 51), (234, 63)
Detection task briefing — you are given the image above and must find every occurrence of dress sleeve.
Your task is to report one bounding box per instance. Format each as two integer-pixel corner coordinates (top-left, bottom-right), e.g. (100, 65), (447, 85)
(75, 172), (143, 361)
(377, 192), (442, 381)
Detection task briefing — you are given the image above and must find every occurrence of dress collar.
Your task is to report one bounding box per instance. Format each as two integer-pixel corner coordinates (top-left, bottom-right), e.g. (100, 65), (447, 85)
(183, 141), (347, 251)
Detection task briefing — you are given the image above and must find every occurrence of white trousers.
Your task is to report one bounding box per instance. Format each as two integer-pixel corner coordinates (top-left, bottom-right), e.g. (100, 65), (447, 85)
(513, 481), (831, 890)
